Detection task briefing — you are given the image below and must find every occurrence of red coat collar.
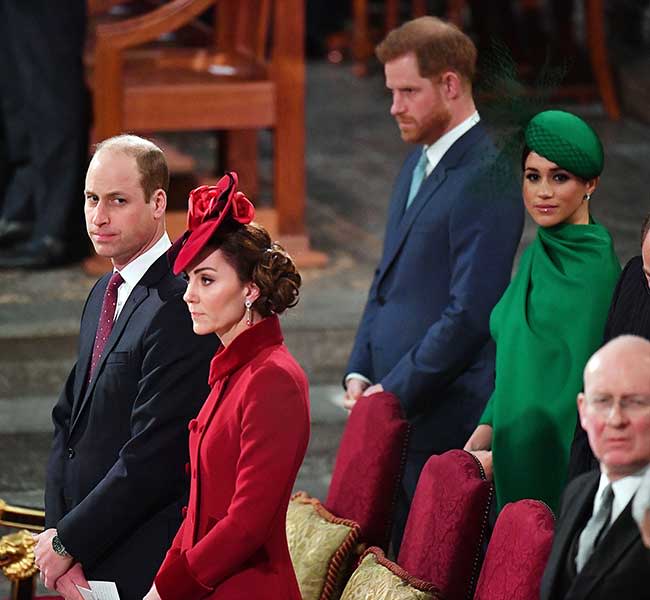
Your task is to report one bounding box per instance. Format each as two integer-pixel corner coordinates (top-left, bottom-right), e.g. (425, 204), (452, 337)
(208, 314), (284, 386)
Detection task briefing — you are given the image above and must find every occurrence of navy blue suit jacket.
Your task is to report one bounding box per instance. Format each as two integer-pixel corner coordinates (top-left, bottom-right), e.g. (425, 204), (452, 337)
(45, 251), (218, 600)
(347, 123), (523, 453)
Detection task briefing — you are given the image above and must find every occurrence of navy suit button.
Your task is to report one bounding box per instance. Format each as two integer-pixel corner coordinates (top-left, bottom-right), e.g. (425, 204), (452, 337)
(377, 295), (386, 306)
(67, 448), (75, 459)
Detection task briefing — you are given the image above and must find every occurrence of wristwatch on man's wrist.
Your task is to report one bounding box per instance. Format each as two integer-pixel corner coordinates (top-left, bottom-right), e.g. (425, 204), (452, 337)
(52, 534), (71, 558)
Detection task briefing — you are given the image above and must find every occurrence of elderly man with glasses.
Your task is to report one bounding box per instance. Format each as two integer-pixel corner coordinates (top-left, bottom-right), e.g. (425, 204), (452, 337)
(540, 334), (650, 600)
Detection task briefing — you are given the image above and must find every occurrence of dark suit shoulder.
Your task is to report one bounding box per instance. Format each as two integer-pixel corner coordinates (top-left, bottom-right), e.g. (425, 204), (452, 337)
(151, 269), (187, 302)
(558, 470), (600, 516)
(138, 251), (186, 298)
(566, 469), (599, 490)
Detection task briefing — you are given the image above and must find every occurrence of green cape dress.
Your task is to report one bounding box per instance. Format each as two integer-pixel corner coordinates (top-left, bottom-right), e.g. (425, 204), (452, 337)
(480, 219), (620, 513)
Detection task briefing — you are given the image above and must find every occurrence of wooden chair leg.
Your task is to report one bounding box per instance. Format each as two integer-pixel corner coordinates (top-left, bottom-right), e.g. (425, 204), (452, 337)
(274, 0), (305, 236)
(446, 0), (466, 26)
(11, 576), (36, 600)
(219, 130), (259, 200)
(411, 0), (427, 18)
(385, 0), (400, 32)
(584, 0), (621, 119)
(273, 108), (305, 236)
(352, 0), (371, 76)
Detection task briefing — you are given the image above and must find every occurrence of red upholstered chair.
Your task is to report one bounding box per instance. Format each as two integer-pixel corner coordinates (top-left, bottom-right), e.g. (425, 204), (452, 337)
(398, 450), (494, 600)
(473, 499), (555, 600)
(325, 391), (410, 550)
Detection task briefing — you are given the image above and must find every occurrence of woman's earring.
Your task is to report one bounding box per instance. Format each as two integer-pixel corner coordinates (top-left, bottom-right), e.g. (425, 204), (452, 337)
(584, 193), (591, 201)
(245, 299), (253, 326)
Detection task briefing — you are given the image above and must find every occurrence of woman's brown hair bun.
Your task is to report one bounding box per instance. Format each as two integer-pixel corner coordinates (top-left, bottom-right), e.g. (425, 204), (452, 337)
(252, 240), (301, 316)
(208, 222), (301, 316)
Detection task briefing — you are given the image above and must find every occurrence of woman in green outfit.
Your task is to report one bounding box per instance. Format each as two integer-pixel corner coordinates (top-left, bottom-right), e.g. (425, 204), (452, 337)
(464, 110), (620, 514)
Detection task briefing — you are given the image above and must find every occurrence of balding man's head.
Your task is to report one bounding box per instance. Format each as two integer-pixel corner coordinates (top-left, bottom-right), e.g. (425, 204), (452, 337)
(93, 135), (169, 202)
(578, 335), (650, 480)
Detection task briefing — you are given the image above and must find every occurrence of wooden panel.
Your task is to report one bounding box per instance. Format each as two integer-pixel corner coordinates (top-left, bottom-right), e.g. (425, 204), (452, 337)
(124, 81), (276, 130)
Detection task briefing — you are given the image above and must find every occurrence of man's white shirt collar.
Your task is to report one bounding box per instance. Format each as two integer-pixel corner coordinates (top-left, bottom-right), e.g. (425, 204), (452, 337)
(113, 232), (172, 320)
(595, 465), (649, 525)
(423, 111), (480, 177)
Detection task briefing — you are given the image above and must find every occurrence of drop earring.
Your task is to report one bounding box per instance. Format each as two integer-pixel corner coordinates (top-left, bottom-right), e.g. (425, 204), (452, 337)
(245, 299), (253, 326)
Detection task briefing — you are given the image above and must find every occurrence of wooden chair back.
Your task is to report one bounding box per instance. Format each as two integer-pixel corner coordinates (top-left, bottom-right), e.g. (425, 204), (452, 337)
(88, 0), (322, 267)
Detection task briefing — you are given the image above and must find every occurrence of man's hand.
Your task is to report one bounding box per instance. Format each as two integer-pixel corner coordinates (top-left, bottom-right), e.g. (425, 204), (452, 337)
(464, 424), (493, 451)
(55, 562), (89, 600)
(468, 450), (493, 481)
(33, 528), (74, 590)
(143, 582), (162, 600)
(362, 383), (384, 397)
(343, 378), (370, 411)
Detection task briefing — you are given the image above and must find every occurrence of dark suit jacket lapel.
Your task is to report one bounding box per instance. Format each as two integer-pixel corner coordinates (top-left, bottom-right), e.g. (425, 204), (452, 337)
(71, 277), (108, 412)
(379, 123), (485, 285)
(69, 253), (170, 437)
(543, 473), (599, 600)
(384, 150), (417, 247)
(570, 501), (643, 599)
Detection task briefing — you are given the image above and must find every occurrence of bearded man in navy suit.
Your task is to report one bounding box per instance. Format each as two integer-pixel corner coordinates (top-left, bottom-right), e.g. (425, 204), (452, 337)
(34, 135), (218, 599)
(343, 17), (524, 549)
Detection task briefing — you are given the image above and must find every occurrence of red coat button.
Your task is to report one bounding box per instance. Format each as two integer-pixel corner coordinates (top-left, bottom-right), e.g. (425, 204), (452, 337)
(181, 506), (188, 518)
(185, 462), (190, 476)
(188, 419), (198, 432)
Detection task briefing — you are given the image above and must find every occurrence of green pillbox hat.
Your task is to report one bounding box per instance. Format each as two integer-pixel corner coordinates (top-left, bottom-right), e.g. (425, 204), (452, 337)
(524, 110), (604, 179)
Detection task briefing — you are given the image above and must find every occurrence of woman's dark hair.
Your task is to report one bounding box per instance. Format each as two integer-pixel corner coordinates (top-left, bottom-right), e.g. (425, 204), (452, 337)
(521, 145), (531, 172)
(642, 213), (650, 247)
(521, 145), (589, 182)
(207, 220), (301, 316)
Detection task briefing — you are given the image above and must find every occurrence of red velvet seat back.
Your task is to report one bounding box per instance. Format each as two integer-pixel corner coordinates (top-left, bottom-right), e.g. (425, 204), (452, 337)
(473, 499), (555, 600)
(398, 450), (493, 600)
(325, 391), (409, 550)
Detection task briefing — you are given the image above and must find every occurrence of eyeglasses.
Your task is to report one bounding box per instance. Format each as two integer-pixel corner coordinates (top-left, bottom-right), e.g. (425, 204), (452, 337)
(586, 396), (650, 416)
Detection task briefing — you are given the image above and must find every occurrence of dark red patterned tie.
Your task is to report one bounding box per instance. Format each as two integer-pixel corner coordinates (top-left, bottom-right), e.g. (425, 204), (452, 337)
(88, 271), (124, 382)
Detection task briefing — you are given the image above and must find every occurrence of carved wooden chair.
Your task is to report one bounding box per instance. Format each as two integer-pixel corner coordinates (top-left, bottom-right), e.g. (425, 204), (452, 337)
(88, 0), (324, 264)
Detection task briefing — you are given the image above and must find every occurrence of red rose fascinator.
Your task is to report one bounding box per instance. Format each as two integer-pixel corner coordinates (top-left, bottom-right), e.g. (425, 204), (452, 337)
(173, 171), (255, 274)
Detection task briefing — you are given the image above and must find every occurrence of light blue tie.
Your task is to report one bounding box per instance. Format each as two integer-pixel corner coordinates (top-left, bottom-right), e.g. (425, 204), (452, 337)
(406, 147), (428, 210)
(575, 483), (614, 572)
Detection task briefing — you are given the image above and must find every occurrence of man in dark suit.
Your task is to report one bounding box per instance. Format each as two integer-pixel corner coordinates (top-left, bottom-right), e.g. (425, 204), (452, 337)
(0, 0), (89, 267)
(540, 335), (650, 600)
(342, 16), (524, 548)
(34, 136), (218, 599)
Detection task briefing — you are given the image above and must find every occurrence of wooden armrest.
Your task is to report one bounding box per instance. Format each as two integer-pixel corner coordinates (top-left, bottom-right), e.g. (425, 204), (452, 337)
(0, 500), (45, 533)
(94, 0), (216, 51)
(88, 0), (126, 17)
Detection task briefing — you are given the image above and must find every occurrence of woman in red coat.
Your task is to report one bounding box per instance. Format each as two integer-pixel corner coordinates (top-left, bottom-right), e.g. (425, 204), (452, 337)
(144, 173), (309, 600)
